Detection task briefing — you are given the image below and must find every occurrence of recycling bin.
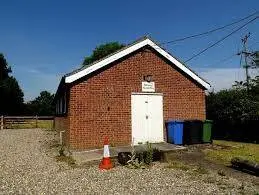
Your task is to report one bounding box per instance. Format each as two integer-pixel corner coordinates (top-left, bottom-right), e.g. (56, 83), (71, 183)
(203, 120), (213, 143)
(183, 120), (203, 144)
(166, 120), (184, 145)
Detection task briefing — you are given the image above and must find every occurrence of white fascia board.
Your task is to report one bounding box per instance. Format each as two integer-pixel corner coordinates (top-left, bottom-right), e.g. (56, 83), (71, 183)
(65, 39), (150, 83)
(65, 38), (210, 89)
(146, 39), (211, 89)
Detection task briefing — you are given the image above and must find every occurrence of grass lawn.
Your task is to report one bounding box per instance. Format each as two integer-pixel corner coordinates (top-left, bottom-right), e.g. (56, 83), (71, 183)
(9, 120), (53, 129)
(203, 140), (259, 165)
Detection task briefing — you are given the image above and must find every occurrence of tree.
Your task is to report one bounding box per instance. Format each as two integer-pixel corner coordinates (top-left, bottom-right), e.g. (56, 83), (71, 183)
(206, 88), (258, 122)
(0, 54), (24, 115)
(252, 51), (259, 67)
(25, 91), (55, 115)
(0, 77), (24, 115)
(249, 76), (259, 102)
(83, 42), (124, 66)
(206, 77), (259, 142)
(0, 53), (12, 81)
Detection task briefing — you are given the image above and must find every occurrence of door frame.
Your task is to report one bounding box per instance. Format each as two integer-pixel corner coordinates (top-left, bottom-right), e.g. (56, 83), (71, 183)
(131, 92), (163, 96)
(131, 92), (164, 145)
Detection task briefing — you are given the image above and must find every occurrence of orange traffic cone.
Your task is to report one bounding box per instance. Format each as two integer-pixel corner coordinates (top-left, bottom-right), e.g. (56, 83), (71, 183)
(99, 137), (113, 170)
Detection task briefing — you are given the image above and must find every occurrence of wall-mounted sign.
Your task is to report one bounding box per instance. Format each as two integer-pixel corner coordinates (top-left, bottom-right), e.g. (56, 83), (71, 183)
(142, 82), (155, 92)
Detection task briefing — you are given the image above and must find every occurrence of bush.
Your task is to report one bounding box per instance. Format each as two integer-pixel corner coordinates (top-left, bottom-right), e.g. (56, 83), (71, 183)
(206, 82), (259, 143)
(143, 142), (153, 165)
(118, 142), (162, 167)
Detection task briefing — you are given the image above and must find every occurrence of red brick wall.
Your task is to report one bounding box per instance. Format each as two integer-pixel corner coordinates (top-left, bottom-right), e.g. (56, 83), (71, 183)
(68, 48), (206, 150)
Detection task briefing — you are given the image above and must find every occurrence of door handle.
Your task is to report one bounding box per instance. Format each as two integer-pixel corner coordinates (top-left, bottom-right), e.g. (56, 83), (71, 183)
(146, 115), (148, 119)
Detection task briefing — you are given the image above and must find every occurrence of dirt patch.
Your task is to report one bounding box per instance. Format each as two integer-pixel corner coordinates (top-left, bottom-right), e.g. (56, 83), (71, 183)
(55, 155), (77, 167)
(167, 144), (259, 186)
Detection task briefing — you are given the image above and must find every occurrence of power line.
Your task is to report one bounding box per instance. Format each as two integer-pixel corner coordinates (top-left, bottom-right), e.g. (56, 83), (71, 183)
(161, 11), (258, 45)
(184, 16), (258, 63)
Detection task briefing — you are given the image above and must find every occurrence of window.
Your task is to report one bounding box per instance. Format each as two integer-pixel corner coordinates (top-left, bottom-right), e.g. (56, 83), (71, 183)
(56, 92), (67, 115)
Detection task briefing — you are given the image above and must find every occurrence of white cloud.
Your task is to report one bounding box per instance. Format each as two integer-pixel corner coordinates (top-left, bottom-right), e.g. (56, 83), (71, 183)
(196, 68), (259, 91)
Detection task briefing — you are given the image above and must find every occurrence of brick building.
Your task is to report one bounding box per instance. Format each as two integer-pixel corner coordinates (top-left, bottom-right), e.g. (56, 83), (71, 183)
(54, 37), (210, 150)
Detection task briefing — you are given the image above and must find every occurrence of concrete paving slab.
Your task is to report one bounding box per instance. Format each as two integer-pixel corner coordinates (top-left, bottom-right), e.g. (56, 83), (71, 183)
(71, 142), (186, 165)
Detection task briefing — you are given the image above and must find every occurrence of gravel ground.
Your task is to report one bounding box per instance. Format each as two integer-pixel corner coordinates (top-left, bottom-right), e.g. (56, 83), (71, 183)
(0, 129), (258, 194)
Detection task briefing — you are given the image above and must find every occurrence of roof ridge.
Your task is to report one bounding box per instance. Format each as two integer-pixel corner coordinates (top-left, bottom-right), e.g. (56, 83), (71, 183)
(62, 36), (210, 89)
(65, 36), (151, 77)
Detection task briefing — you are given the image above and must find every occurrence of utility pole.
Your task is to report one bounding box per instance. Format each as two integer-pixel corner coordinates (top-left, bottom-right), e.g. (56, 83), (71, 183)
(238, 33), (252, 91)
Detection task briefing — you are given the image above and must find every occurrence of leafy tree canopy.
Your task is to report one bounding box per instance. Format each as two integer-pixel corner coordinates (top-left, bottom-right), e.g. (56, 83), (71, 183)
(0, 53), (12, 81)
(82, 42), (125, 66)
(206, 76), (259, 142)
(0, 54), (24, 115)
(206, 76), (259, 122)
(0, 76), (24, 115)
(252, 51), (259, 67)
(25, 91), (55, 116)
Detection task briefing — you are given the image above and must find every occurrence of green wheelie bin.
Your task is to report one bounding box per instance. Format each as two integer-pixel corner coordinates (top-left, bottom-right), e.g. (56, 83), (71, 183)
(203, 120), (213, 143)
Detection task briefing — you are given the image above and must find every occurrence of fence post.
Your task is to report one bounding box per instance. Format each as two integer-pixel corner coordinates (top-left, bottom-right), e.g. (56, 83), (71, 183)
(35, 115), (38, 128)
(0, 116), (3, 130)
(53, 117), (55, 130)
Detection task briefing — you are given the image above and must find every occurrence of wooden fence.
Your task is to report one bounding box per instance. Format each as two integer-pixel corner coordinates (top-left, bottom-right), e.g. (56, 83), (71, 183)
(0, 116), (54, 129)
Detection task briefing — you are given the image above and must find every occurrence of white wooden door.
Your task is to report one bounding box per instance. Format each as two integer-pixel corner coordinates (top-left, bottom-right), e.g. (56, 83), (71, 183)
(131, 94), (164, 145)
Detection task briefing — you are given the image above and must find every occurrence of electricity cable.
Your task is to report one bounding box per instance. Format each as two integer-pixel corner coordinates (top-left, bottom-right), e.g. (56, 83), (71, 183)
(161, 11), (258, 45)
(184, 16), (258, 63)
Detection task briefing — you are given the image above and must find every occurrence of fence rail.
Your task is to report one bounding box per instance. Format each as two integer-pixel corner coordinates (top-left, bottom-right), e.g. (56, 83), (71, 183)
(0, 116), (54, 129)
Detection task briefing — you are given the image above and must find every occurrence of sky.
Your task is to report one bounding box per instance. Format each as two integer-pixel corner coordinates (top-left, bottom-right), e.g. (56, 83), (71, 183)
(0, 0), (258, 101)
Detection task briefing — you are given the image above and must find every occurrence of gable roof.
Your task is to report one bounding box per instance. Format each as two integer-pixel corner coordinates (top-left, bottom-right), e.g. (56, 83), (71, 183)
(64, 37), (210, 89)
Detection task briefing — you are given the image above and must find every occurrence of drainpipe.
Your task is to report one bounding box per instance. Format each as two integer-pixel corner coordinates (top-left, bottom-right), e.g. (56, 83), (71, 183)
(60, 131), (65, 145)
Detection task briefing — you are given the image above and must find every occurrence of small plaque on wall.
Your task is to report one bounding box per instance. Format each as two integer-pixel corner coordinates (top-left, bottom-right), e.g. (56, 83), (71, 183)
(142, 82), (155, 92)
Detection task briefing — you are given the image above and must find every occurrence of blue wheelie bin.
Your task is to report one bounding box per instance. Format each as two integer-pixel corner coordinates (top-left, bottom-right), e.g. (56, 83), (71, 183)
(166, 120), (184, 145)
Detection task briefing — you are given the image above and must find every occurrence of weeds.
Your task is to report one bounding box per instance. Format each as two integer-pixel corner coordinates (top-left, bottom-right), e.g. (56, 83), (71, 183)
(167, 161), (190, 171)
(144, 142), (153, 165)
(167, 161), (209, 175)
(204, 176), (217, 184)
(126, 143), (145, 169)
(55, 155), (76, 167)
(56, 145), (76, 167)
(217, 169), (226, 176)
(194, 166), (209, 174)
(59, 146), (65, 157)
(239, 182), (245, 195)
(125, 141), (159, 169)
